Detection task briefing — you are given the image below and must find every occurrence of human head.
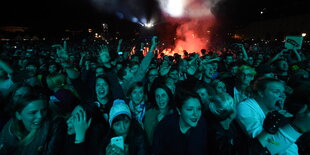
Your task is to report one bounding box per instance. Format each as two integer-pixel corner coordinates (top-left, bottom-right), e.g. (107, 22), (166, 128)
(25, 62), (38, 77)
(109, 99), (132, 137)
(13, 93), (48, 133)
(129, 61), (139, 74)
(46, 73), (66, 91)
(48, 62), (61, 74)
(175, 88), (202, 131)
(194, 82), (210, 109)
(95, 75), (110, 100)
(178, 59), (188, 73)
(98, 46), (111, 63)
(203, 63), (214, 78)
(95, 66), (105, 77)
(66, 104), (95, 135)
(147, 67), (158, 84)
(164, 77), (176, 94)
(149, 84), (174, 110)
(252, 77), (285, 113)
(127, 82), (144, 105)
(168, 67), (179, 83)
(236, 65), (256, 86)
(223, 54), (234, 65)
(275, 59), (289, 72)
(211, 80), (227, 95)
(9, 83), (34, 104)
(209, 93), (235, 121)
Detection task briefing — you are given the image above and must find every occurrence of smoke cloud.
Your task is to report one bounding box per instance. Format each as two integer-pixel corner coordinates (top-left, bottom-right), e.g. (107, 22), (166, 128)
(157, 0), (223, 54)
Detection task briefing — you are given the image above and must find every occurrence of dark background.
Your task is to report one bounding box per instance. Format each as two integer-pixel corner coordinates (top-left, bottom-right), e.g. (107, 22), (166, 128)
(0, 0), (310, 35)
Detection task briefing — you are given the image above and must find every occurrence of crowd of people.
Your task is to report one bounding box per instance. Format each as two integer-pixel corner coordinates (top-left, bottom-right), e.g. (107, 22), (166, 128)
(0, 35), (309, 155)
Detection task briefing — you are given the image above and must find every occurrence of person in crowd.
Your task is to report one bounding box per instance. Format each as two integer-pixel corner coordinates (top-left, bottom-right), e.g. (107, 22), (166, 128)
(194, 81), (211, 112)
(0, 59), (14, 97)
(61, 103), (107, 155)
(201, 62), (214, 84)
(226, 65), (256, 104)
(236, 77), (310, 154)
(88, 75), (114, 123)
(46, 72), (79, 117)
(144, 83), (174, 145)
(101, 99), (149, 155)
(152, 87), (208, 155)
(127, 82), (147, 128)
(211, 79), (227, 95)
(207, 93), (247, 154)
(145, 67), (159, 93)
(0, 92), (66, 154)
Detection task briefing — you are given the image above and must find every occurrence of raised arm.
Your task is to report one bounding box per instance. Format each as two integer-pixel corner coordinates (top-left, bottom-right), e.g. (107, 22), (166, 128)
(0, 59), (13, 75)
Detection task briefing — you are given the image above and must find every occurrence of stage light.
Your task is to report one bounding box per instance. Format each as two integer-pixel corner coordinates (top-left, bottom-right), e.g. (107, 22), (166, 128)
(302, 33), (306, 37)
(144, 23), (154, 28)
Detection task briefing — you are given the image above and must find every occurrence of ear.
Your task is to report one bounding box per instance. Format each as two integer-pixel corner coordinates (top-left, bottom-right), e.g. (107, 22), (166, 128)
(15, 112), (22, 120)
(176, 108), (181, 115)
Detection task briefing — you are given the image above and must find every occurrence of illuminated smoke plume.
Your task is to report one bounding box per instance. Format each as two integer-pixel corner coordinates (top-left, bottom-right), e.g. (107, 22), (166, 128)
(157, 0), (221, 55)
(90, 0), (148, 23)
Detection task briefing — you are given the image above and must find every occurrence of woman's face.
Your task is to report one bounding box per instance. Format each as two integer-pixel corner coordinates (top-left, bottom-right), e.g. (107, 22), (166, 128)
(112, 116), (131, 137)
(155, 88), (169, 110)
(179, 97), (202, 129)
(130, 87), (144, 105)
(96, 78), (109, 99)
(16, 100), (47, 132)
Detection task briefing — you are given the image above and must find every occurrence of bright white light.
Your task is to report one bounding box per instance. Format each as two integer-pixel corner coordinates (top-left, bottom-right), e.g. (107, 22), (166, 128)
(302, 33), (307, 37)
(260, 11), (263, 15)
(160, 0), (185, 17)
(144, 23), (154, 28)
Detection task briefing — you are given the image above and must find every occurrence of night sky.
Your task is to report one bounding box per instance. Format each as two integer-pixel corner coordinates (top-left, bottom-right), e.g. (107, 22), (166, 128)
(1, 0), (309, 31)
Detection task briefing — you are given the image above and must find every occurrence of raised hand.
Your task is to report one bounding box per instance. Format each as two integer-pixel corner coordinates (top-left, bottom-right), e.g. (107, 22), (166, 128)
(159, 63), (171, 76)
(52, 43), (68, 60)
(98, 44), (111, 63)
(73, 107), (92, 143)
(152, 36), (158, 46)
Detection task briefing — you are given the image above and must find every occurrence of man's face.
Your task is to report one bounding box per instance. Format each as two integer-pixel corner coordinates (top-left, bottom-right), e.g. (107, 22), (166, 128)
(203, 64), (214, 78)
(238, 69), (254, 86)
(260, 82), (285, 112)
(169, 70), (179, 82)
(148, 69), (158, 83)
(196, 88), (209, 105)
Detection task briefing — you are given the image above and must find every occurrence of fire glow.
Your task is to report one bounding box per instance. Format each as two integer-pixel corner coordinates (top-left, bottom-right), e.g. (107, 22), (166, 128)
(157, 0), (217, 56)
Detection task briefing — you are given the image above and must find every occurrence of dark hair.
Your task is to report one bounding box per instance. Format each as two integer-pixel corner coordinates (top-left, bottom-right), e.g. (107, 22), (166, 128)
(175, 85), (202, 109)
(126, 81), (144, 97)
(193, 81), (210, 93)
(111, 114), (130, 126)
(252, 77), (284, 96)
(149, 83), (174, 109)
(95, 75), (112, 99)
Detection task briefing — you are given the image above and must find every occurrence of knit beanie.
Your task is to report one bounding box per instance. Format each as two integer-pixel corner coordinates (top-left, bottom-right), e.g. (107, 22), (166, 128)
(109, 99), (132, 127)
